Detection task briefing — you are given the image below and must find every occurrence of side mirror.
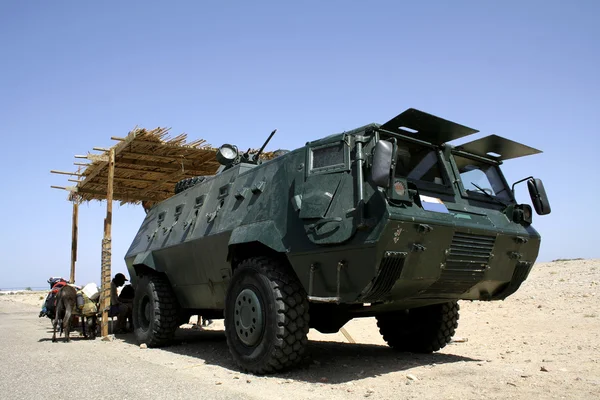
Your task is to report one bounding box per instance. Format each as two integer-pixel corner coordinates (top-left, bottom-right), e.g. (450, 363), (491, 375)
(527, 178), (551, 215)
(372, 140), (393, 188)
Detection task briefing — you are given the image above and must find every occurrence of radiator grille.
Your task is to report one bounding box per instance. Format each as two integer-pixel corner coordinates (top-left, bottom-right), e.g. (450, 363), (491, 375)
(361, 251), (406, 302)
(424, 232), (496, 295)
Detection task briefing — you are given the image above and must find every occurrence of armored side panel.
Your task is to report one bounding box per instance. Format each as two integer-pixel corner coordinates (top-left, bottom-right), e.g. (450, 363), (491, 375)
(126, 151), (312, 309)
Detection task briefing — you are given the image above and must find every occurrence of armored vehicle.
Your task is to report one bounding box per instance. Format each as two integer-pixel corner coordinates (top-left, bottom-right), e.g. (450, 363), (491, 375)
(125, 108), (551, 373)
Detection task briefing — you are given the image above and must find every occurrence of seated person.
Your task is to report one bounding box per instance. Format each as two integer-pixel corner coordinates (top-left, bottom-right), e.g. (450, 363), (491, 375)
(110, 273), (133, 333)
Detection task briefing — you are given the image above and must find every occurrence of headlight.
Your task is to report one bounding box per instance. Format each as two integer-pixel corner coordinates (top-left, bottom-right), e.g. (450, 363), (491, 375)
(513, 204), (532, 226)
(216, 144), (238, 166)
(521, 204), (532, 225)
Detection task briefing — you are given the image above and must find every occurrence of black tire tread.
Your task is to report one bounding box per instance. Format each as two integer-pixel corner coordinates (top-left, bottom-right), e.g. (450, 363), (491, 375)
(376, 301), (459, 353)
(134, 275), (180, 348)
(226, 256), (309, 374)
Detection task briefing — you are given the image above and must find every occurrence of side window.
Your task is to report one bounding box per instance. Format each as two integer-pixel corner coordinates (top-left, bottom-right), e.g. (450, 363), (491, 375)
(308, 141), (350, 175)
(394, 144), (446, 186)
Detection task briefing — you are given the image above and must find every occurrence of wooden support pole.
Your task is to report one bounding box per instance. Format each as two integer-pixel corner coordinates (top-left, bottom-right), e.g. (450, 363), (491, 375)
(70, 202), (79, 284)
(101, 148), (115, 338)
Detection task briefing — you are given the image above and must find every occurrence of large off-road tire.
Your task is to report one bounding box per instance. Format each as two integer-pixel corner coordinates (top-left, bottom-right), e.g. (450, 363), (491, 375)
(133, 275), (180, 347)
(224, 257), (309, 374)
(174, 176), (206, 194)
(376, 301), (459, 353)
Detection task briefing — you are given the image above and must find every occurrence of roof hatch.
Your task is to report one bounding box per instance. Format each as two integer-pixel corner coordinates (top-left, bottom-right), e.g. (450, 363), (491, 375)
(455, 134), (542, 161)
(380, 108), (478, 145)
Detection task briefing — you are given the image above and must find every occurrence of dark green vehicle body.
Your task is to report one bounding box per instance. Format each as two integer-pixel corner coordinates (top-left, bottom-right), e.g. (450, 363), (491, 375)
(125, 108), (549, 334)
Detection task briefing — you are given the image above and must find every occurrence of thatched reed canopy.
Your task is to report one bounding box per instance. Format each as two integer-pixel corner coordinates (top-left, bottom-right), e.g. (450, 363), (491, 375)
(52, 127), (277, 205)
(51, 127), (222, 204)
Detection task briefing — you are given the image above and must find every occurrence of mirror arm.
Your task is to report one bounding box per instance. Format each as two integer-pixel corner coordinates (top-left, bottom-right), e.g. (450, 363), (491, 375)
(511, 176), (534, 195)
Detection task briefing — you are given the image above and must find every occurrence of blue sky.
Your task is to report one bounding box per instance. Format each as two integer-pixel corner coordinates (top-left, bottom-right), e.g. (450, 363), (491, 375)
(0, 1), (598, 289)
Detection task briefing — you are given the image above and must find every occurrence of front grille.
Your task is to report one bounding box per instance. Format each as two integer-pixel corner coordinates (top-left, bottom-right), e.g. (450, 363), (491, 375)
(361, 251), (406, 302)
(424, 232), (496, 295)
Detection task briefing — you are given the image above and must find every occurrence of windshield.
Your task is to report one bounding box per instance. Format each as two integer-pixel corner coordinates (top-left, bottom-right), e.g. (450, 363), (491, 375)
(453, 154), (512, 201)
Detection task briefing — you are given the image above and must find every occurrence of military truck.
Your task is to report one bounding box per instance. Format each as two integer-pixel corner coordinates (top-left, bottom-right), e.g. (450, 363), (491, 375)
(125, 108), (551, 374)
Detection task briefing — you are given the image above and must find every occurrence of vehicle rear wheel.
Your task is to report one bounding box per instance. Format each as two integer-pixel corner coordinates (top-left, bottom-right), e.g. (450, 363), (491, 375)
(133, 275), (180, 347)
(376, 301), (459, 353)
(225, 257), (309, 374)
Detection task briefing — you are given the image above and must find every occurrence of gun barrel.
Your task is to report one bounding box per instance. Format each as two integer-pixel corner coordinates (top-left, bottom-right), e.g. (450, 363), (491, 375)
(256, 129), (277, 158)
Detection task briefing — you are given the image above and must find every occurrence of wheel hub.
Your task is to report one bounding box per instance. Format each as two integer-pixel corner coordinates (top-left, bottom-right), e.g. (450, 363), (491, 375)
(139, 296), (151, 329)
(234, 288), (263, 346)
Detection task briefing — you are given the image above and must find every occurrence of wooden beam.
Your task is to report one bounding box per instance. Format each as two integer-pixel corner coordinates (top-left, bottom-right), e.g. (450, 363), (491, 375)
(74, 162), (90, 167)
(113, 164), (181, 174)
(119, 150), (206, 162)
(101, 149), (115, 338)
(114, 176), (161, 184)
(51, 185), (68, 190)
(93, 147), (110, 152)
(70, 202), (79, 284)
(78, 154), (109, 163)
(51, 170), (83, 176)
(73, 187), (165, 201)
(139, 168), (185, 196)
(116, 155), (218, 171)
(111, 136), (125, 141)
(340, 327), (356, 344)
(94, 175), (173, 184)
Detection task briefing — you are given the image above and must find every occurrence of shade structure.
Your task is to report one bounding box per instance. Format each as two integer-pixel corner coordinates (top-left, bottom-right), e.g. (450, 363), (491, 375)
(50, 125), (276, 337)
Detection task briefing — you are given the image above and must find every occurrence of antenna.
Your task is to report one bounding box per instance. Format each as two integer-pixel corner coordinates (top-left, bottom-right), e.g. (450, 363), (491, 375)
(256, 129), (277, 160)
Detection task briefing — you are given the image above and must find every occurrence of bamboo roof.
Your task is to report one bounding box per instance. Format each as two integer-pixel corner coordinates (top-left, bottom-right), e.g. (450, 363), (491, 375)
(51, 127), (225, 205)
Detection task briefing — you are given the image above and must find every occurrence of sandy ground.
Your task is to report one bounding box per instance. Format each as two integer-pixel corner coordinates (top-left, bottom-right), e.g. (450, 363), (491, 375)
(1, 259), (599, 400)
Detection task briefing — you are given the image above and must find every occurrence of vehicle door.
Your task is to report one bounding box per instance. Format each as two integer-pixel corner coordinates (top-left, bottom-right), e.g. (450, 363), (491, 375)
(298, 137), (357, 244)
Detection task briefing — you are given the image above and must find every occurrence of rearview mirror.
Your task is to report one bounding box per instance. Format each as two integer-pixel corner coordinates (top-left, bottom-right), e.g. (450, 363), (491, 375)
(371, 140), (393, 188)
(527, 178), (551, 215)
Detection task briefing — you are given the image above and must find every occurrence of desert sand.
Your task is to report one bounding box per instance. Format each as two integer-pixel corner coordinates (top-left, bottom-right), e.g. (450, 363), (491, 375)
(1, 259), (598, 399)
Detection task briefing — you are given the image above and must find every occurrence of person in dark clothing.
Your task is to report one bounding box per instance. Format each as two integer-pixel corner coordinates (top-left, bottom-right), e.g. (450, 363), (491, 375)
(110, 273), (132, 333)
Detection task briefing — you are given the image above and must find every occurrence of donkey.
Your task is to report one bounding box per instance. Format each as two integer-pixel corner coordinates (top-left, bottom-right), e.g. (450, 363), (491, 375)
(52, 285), (77, 342)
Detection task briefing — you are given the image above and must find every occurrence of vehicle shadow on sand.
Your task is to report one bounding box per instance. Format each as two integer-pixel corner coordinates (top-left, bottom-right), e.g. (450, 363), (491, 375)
(119, 326), (480, 383)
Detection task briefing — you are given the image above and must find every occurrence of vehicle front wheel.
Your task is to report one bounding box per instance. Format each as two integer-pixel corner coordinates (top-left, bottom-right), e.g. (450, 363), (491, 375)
(376, 301), (459, 353)
(225, 257), (309, 374)
(133, 274), (180, 347)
